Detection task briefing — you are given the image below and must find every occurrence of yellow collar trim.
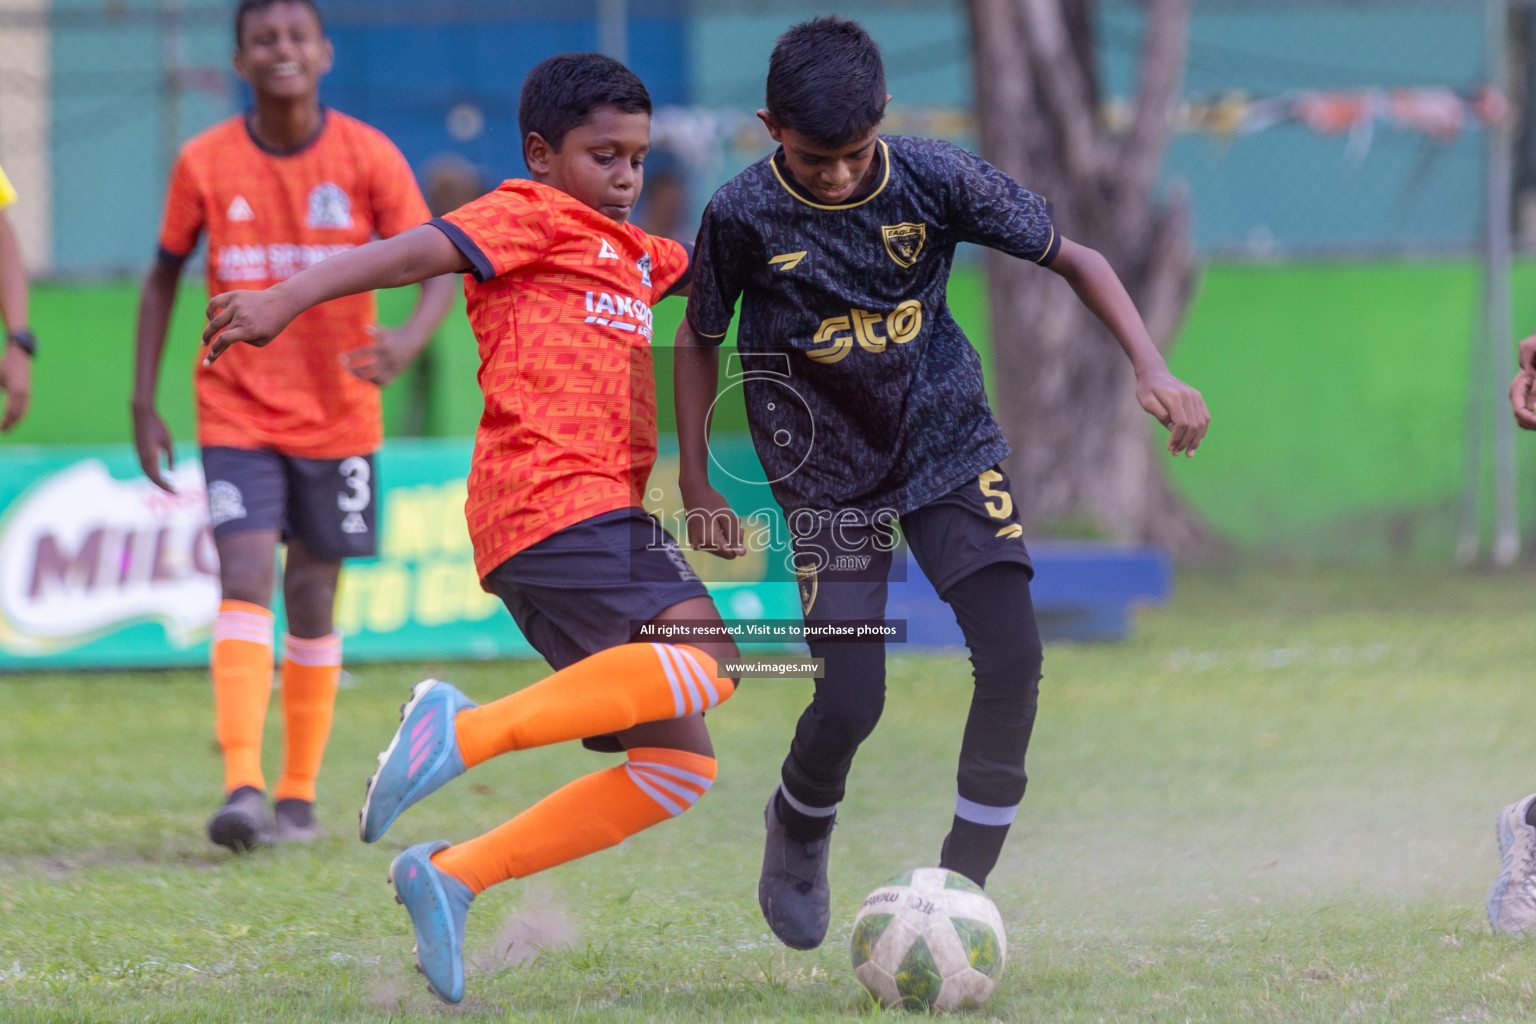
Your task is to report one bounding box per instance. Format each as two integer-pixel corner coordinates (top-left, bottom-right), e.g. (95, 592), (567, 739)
(770, 139), (891, 211)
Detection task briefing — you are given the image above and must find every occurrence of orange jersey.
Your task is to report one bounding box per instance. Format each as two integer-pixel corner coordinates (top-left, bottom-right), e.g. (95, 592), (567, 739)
(158, 111), (430, 457)
(434, 180), (690, 578)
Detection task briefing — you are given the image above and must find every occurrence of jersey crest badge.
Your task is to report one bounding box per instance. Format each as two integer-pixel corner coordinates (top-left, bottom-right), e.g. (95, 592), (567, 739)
(881, 222), (927, 268)
(598, 238), (621, 260)
(306, 182), (353, 229)
(637, 253), (652, 288)
(795, 559), (819, 616)
(226, 195), (254, 222)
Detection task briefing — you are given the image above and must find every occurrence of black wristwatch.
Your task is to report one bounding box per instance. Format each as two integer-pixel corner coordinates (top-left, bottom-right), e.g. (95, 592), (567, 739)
(7, 328), (35, 357)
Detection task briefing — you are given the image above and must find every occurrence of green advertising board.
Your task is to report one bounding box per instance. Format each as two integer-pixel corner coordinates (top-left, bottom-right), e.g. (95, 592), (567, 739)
(0, 438), (801, 670)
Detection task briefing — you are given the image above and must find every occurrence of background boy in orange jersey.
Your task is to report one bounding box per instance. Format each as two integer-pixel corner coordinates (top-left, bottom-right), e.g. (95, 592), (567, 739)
(201, 54), (741, 1004)
(131, 0), (456, 852)
(0, 161), (34, 431)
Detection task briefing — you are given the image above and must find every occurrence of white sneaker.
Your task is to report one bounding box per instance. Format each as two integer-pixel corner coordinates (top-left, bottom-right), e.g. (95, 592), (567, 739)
(1488, 793), (1536, 935)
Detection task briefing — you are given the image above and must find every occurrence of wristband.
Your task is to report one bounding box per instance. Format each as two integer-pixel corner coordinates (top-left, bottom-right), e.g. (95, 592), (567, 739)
(6, 328), (35, 357)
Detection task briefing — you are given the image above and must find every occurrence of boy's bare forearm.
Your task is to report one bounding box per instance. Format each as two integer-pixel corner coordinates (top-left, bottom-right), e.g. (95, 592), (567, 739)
(1048, 237), (1209, 454)
(0, 214), (28, 334)
(273, 225), (467, 315)
(394, 274), (459, 351)
(204, 226), (469, 360)
(382, 274), (454, 366)
(133, 261), (180, 407)
(1050, 239), (1167, 375)
(410, 274), (458, 333)
(673, 319), (720, 489)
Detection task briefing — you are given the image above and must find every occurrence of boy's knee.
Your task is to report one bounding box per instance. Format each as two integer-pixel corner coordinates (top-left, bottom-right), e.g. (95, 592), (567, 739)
(283, 584), (338, 639)
(975, 633), (1042, 689)
(217, 537), (278, 605)
(616, 711), (715, 758)
(625, 746), (717, 817)
(807, 639), (887, 744)
(947, 563), (1043, 686)
(817, 690), (886, 748)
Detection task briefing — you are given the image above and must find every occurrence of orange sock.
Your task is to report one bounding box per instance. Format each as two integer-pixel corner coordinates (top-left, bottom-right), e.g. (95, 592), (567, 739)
(211, 600), (275, 793)
(453, 644), (733, 768)
(275, 633), (342, 803)
(431, 746), (717, 892)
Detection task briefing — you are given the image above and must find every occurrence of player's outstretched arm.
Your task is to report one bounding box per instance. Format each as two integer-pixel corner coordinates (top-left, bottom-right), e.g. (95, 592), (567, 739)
(0, 209), (30, 432)
(1509, 334), (1536, 430)
(202, 224), (469, 364)
(132, 258), (182, 492)
(1047, 237), (1210, 457)
(674, 319), (743, 558)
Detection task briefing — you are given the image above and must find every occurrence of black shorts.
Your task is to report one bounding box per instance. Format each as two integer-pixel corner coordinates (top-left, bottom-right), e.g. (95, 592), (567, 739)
(201, 446), (378, 561)
(482, 507), (712, 672)
(791, 466), (1032, 625)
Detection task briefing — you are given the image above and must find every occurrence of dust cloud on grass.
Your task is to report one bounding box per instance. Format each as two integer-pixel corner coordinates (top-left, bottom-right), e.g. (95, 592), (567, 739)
(971, 578), (1528, 935)
(475, 885), (579, 968)
(363, 883), (579, 1012)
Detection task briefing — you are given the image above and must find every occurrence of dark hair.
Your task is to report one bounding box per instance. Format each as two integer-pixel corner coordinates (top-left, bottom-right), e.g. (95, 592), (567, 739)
(766, 17), (886, 148)
(234, 0), (324, 48)
(518, 53), (652, 154)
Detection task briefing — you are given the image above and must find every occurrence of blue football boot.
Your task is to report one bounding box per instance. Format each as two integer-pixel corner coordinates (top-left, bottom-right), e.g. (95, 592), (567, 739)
(389, 841), (475, 1004)
(360, 679), (477, 843)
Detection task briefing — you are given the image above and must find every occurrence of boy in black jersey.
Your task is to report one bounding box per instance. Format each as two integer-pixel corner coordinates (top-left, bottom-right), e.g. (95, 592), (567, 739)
(674, 16), (1210, 950)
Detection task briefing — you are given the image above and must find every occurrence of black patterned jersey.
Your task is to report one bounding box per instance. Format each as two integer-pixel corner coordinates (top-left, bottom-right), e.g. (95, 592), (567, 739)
(687, 135), (1059, 518)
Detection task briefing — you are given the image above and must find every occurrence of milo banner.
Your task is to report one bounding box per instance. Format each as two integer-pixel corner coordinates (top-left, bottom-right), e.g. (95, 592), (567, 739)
(0, 439), (801, 670)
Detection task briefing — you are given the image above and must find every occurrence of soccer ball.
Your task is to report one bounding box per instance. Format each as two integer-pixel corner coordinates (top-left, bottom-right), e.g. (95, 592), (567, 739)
(849, 866), (1007, 1011)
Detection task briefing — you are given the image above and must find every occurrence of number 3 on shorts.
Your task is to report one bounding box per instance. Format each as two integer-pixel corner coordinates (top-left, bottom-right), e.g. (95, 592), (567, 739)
(338, 456), (371, 513)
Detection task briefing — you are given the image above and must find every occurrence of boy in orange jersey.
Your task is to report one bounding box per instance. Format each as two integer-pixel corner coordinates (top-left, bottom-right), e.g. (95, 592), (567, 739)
(131, 0), (456, 852)
(202, 54), (740, 1003)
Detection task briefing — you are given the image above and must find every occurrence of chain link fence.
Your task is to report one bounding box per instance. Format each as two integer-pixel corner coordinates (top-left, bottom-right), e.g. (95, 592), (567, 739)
(0, 0), (1527, 278)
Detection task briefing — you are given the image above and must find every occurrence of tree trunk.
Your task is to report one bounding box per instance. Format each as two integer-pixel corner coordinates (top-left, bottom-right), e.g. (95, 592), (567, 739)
(964, 0), (1217, 555)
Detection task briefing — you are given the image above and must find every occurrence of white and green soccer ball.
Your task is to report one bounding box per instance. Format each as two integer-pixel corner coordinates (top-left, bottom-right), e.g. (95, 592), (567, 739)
(849, 866), (1007, 1011)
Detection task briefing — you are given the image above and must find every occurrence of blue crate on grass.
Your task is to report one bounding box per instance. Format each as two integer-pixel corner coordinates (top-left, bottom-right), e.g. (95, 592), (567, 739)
(886, 541), (1172, 646)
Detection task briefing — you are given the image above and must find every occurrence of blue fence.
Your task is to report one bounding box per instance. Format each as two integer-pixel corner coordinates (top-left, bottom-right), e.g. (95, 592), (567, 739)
(8, 0), (1513, 278)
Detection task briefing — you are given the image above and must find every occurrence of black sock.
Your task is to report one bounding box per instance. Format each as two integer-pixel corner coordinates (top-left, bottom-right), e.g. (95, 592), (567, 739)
(1524, 799), (1536, 830)
(274, 797), (314, 826)
(939, 816), (1010, 888)
(776, 789), (835, 843)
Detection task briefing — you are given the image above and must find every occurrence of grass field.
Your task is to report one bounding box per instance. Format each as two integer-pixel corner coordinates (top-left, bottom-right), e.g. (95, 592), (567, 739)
(6, 565), (1536, 1021)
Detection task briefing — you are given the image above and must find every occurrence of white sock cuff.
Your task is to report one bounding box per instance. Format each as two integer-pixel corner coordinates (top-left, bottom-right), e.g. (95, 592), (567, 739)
(283, 632), (342, 667)
(214, 606), (275, 646)
(779, 784), (838, 818)
(955, 795), (1019, 827)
